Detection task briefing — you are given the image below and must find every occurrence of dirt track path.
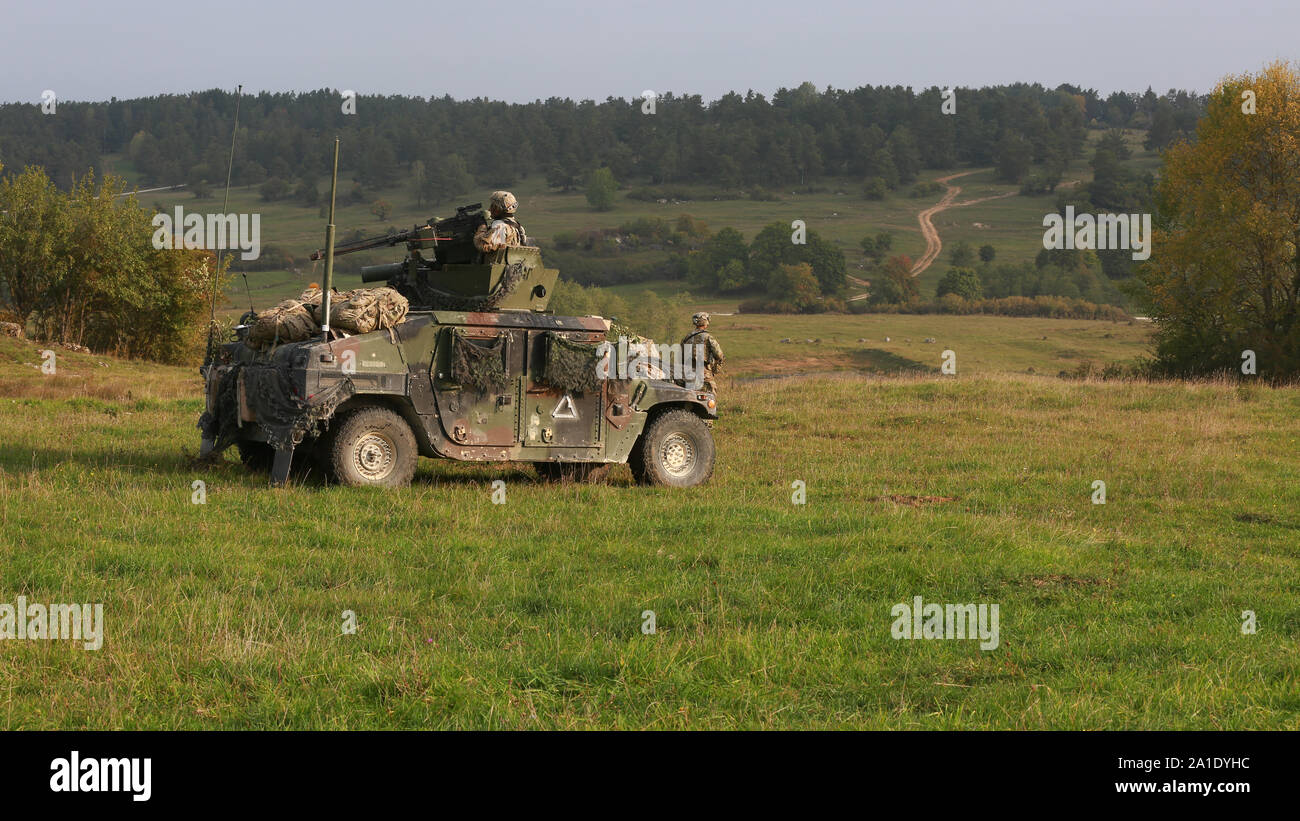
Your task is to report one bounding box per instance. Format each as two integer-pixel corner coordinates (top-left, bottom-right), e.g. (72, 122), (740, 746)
(845, 172), (1021, 300)
(909, 171), (1017, 277)
(910, 171), (975, 276)
(844, 273), (872, 301)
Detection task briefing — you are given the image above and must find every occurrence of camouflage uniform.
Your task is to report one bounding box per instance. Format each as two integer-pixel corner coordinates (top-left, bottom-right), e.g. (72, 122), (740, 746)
(474, 190), (529, 253)
(681, 312), (724, 394)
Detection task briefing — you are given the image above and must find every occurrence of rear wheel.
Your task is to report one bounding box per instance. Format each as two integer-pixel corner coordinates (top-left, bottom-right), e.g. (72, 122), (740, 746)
(631, 409), (715, 488)
(326, 406), (418, 488)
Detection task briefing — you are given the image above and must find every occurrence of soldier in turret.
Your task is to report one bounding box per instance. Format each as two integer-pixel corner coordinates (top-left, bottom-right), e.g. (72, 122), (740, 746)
(681, 312), (724, 394)
(474, 190), (529, 253)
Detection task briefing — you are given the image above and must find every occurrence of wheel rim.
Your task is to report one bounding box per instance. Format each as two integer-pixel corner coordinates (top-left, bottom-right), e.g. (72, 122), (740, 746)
(353, 432), (395, 481)
(659, 432), (696, 478)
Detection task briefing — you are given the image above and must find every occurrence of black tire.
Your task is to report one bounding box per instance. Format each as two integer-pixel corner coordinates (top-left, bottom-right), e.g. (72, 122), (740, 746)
(631, 409), (715, 487)
(291, 435), (329, 483)
(237, 441), (275, 473)
(308, 434), (337, 483)
(326, 406), (418, 488)
(534, 461), (611, 483)
(628, 435), (647, 481)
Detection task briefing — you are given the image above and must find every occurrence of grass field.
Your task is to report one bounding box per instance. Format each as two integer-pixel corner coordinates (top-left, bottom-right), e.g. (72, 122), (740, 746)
(2, 314), (1297, 730)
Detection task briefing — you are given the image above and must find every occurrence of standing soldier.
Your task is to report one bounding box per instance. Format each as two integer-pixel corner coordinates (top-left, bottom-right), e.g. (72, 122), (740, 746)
(682, 312), (724, 394)
(474, 191), (529, 253)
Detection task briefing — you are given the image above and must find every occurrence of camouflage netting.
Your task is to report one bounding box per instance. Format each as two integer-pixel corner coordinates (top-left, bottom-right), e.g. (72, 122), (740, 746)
(402, 261), (530, 312)
(450, 329), (510, 394)
(541, 331), (604, 394)
(199, 363), (354, 452)
(310, 287), (408, 335)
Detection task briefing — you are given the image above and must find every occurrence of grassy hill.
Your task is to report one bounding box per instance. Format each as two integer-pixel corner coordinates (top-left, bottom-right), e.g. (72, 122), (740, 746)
(99, 128), (1157, 318)
(2, 314), (1297, 729)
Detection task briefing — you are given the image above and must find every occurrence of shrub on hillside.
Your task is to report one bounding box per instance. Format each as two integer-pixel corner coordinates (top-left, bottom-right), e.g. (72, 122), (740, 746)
(848, 295), (1130, 321)
(910, 181), (943, 198)
(862, 177), (888, 200)
(935, 267), (984, 301)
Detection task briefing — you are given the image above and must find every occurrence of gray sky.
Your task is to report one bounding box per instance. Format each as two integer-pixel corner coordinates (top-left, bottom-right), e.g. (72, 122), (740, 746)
(4, 0), (1295, 103)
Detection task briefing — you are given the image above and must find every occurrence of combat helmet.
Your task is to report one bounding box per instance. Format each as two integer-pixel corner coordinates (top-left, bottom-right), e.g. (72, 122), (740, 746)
(489, 190), (518, 216)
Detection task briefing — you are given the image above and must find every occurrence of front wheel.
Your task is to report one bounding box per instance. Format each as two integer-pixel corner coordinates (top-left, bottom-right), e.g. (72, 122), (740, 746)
(326, 406), (418, 488)
(630, 409), (715, 487)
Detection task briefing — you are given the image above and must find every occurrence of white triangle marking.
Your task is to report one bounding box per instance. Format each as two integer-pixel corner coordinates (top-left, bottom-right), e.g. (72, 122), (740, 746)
(552, 394), (579, 420)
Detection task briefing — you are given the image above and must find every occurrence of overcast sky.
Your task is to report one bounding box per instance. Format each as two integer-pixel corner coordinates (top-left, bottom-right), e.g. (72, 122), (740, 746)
(3, 0), (1295, 104)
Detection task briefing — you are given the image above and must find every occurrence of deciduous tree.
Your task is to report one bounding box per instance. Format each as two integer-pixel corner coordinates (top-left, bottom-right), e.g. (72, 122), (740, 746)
(1141, 62), (1300, 380)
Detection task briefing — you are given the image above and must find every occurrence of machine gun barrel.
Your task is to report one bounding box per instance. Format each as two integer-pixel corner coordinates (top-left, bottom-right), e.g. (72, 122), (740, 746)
(360, 262), (406, 282)
(309, 225), (429, 261)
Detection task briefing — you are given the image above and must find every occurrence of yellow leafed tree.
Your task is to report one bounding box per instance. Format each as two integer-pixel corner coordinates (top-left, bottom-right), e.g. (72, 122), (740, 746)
(1142, 61), (1300, 380)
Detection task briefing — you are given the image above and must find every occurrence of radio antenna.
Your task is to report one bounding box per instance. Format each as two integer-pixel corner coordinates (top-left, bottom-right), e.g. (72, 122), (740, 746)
(205, 85), (247, 368)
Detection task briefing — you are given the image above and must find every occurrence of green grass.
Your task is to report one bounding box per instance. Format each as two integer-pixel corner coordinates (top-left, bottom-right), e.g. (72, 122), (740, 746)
(710, 313), (1151, 378)
(1, 317), (1297, 729)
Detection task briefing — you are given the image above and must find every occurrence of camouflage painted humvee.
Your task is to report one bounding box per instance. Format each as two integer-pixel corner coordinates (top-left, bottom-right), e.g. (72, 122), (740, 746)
(198, 204), (717, 488)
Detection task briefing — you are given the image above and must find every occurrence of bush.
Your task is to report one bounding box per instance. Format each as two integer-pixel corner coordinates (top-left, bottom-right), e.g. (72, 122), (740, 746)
(935, 267), (983, 301)
(848, 295), (1131, 321)
(585, 167), (618, 211)
(766, 263), (822, 312)
(862, 177), (888, 200)
(936, 293), (974, 314)
(259, 177), (291, 201)
(910, 181), (943, 198)
(1020, 174), (1052, 195)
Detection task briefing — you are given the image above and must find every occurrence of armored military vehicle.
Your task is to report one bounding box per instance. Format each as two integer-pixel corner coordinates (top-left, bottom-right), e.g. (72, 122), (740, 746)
(198, 203), (717, 488)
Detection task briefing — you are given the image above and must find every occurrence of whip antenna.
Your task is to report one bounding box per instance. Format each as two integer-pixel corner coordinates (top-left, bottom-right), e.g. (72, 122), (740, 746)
(205, 84), (248, 369)
(221, 86), (253, 314)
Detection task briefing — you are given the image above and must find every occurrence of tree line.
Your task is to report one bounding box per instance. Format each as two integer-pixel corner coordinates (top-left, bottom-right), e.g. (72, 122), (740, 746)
(0, 83), (1202, 199)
